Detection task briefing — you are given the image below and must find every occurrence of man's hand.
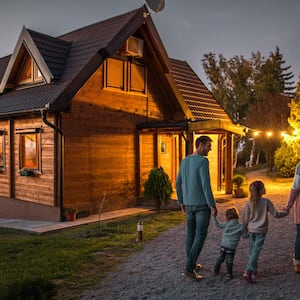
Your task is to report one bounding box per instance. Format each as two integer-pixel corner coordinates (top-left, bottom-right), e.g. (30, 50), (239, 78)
(180, 203), (186, 214)
(211, 206), (217, 216)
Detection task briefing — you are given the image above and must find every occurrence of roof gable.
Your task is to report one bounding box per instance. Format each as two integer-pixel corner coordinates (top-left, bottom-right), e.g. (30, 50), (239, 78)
(0, 27), (51, 93)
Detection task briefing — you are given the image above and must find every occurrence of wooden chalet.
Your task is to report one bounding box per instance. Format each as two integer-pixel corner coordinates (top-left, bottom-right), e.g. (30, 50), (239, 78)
(0, 5), (243, 221)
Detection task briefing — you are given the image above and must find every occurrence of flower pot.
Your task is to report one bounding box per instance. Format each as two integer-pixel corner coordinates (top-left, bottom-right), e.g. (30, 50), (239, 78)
(234, 188), (244, 198)
(65, 211), (76, 221)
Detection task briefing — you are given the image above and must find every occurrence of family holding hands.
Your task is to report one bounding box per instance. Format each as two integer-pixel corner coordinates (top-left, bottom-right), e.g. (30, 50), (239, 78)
(176, 136), (300, 282)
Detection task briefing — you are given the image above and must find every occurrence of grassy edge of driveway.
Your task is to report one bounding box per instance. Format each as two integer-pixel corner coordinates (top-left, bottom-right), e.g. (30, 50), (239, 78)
(0, 209), (185, 300)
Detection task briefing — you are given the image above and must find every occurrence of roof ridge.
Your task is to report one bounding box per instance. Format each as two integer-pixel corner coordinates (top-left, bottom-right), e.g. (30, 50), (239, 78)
(58, 6), (144, 40)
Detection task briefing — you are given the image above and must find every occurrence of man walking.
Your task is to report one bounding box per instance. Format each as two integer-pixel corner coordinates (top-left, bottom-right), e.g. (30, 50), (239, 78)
(176, 135), (217, 280)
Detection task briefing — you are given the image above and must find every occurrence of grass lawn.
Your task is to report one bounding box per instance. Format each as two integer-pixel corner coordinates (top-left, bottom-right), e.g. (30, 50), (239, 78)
(0, 210), (185, 300)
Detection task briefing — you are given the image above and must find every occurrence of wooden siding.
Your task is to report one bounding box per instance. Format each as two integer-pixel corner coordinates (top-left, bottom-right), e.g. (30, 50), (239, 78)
(14, 117), (56, 206)
(139, 133), (156, 192)
(61, 60), (175, 213)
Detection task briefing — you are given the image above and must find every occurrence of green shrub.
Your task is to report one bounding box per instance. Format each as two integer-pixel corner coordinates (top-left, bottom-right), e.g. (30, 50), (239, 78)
(232, 174), (245, 189)
(143, 167), (173, 209)
(274, 143), (298, 177)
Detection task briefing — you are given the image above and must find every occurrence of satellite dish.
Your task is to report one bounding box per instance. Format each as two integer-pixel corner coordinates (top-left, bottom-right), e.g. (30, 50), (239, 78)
(145, 0), (165, 13)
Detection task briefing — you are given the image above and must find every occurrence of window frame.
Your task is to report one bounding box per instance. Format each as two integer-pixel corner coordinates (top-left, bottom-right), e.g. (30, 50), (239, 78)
(16, 53), (44, 86)
(104, 57), (147, 95)
(17, 128), (42, 174)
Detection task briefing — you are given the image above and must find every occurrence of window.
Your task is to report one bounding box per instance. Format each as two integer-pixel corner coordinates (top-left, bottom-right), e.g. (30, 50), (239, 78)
(130, 63), (146, 93)
(106, 58), (125, 90)
(16, 52), (43, 85)
(17, 129), (41, 172)
(104, 58), (146, 94)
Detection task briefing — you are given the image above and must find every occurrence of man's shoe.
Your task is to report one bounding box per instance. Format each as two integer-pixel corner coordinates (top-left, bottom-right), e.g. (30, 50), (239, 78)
(293, 259), (300, 273)
(185, 269), (204, 281)
(243, 271), (253, 283)
(195, 263), (203, 270)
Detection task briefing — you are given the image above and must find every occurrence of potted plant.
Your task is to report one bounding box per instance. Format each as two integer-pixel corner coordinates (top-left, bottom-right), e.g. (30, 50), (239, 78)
(64, 208), (77, 221)
(143, 167), (173, 210)
(232, 174), (246, 198)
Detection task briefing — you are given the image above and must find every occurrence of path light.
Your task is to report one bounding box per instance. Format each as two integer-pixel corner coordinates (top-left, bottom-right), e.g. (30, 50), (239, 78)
(136, 221), (143, 242)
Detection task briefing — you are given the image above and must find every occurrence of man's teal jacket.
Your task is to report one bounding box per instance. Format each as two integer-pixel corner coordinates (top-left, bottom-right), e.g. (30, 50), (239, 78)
(176, 154), (215, 207)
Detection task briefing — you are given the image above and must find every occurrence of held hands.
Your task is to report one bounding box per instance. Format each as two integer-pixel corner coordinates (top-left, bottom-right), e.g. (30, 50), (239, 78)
(180, 203), (186, 214)
(282, 205), (290, 212)
(211, 206), (217, 217)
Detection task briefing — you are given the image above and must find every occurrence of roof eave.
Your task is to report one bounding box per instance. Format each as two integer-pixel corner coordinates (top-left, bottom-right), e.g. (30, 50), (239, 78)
(189, 120), (245, 135)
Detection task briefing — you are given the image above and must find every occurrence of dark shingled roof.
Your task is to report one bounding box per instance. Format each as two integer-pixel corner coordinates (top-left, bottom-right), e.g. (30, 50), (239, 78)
(170, 58), (231, 122)
(0, 6), (146, 116)
(28, 29), (71, 80)
(0, 5), (239, 135)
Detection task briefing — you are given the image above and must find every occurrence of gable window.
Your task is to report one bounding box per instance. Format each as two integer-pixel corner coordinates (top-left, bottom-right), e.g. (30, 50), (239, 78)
(16, 51), (43, 86)
(17, 128), (42, 174)
(129, 63), (146, 93)
(106, 58), (125, 90)
(104, 58), (146, 94)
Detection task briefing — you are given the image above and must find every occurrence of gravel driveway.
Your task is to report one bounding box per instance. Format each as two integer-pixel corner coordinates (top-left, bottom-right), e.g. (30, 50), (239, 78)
(81, 169), (300, 300)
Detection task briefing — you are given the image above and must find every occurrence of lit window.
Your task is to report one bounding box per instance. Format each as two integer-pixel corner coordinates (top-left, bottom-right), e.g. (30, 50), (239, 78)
(19, 133), (40, 170)
(16, 52), (43, 85)
(130, 63), (146, 93)
(104, 58), (146, 94)
(105, 58), (125, 90)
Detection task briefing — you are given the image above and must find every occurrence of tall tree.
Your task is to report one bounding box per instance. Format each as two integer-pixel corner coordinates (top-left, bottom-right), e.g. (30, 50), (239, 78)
(202, 47), (295, 123)
(274, 81), (300, 176)
(202, 53), (253, 123)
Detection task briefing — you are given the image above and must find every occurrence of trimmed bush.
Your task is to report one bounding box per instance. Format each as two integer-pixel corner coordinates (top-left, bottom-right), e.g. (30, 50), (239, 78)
(143, 167), (173, 209)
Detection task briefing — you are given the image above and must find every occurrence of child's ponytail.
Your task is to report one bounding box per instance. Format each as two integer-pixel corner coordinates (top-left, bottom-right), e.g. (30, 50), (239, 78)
(249, 180), (265, 212)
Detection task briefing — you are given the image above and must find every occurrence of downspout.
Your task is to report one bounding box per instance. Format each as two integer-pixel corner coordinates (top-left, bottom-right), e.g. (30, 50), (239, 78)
(41, 109), (64, 221)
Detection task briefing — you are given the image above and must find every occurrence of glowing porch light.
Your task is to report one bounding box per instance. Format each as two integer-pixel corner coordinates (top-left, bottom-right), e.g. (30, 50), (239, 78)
(266, 131), (273, 137)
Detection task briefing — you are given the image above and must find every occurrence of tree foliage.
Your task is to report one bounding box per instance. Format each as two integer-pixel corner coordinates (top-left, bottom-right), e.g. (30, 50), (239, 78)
(275, 82), (300, 176)
(202, 47), (295, 123)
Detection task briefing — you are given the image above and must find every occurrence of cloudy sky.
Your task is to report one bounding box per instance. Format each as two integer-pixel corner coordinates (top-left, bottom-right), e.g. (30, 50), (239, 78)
(1, 0), (299, 87)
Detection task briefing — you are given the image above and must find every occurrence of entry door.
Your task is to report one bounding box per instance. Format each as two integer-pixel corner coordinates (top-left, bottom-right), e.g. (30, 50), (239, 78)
(157, 134), (178, 189)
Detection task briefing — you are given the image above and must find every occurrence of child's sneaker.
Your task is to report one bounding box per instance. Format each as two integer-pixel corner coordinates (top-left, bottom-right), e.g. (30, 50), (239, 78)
(243, 271), (253, 283)
(251, 271), (257, 282)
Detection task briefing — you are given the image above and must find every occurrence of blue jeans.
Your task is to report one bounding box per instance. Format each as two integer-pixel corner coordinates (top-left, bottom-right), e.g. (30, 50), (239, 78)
(295, 224), (300, 260)
(214, 246), (235, 275)
(246, 232), (266, 272)
(185, 205), (211, 272)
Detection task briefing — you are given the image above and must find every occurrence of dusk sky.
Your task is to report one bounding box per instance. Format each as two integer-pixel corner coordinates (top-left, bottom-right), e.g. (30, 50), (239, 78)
(1, 0), (299, 87)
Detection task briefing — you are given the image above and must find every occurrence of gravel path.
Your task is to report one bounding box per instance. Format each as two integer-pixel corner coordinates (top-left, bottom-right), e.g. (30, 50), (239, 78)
(81, 170), (300, 300)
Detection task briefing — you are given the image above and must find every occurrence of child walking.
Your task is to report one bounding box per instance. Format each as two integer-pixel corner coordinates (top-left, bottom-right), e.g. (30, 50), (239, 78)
(212, 207), (245, 280)
(243, 180), (289, 283)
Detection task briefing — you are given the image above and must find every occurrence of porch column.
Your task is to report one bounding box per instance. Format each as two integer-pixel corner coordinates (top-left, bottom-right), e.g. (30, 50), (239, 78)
(224, 133), (233, 194)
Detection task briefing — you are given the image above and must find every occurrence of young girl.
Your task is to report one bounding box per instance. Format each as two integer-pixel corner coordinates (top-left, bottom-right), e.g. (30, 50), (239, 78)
(243, 180), (289, 283)
(213, 207), (245, 280)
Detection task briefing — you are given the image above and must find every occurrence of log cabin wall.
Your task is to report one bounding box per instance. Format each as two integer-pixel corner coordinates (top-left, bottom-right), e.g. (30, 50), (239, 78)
(61, 56), (173, 213)
(13, 117), (56, 206)
(0, 120), (10, 197)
